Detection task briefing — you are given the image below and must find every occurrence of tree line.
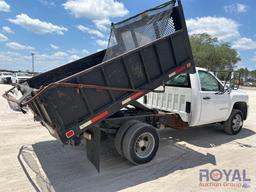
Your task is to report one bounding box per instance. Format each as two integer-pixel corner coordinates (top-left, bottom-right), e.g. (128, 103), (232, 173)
(189, 33), (241, 71)
(189, 33), (256, 81)
(237, 68), (256, 81)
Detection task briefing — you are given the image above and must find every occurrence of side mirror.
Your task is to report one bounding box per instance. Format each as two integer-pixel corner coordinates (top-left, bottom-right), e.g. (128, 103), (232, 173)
(219, 84), (225, 93)
(216, 84), (231, 95)
(224, 85), (232, 94)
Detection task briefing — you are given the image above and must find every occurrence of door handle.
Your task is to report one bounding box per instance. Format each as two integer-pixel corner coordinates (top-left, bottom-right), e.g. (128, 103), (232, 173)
(203, 96), (211, 100)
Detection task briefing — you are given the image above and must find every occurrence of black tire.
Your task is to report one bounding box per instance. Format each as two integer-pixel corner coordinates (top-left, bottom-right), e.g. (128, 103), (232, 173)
(223, 109), (243, 135)
(122, 123), (159, 165)
(115, 120), (140, 156)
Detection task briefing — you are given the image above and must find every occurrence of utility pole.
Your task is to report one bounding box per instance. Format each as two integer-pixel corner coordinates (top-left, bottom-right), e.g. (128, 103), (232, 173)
(31, 52), (35, 73)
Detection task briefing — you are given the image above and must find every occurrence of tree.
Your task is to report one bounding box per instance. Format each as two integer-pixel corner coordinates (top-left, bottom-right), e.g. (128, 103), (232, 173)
(250, 70), (256, 79)
(190, 33), (241, 71)
(238, 68), (250, 80)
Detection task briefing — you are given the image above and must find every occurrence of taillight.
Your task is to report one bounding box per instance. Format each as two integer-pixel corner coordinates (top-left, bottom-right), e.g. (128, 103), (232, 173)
(66, 130), (74, 138)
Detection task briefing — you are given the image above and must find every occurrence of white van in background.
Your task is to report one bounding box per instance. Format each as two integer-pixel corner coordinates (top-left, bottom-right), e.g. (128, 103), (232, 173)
(0, 72), (13, 84)
(11, 72), (33, 84)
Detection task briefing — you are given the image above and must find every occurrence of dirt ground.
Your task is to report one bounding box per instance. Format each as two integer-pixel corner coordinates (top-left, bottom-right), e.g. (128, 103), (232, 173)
(0, 84), (255, 192)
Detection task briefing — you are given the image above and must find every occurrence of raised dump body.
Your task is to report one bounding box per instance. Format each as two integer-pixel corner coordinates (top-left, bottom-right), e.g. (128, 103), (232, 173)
(4, 0), (195, 144)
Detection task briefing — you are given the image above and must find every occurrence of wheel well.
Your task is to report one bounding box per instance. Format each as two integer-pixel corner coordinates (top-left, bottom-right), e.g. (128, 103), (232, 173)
(233, 102), (247, 120)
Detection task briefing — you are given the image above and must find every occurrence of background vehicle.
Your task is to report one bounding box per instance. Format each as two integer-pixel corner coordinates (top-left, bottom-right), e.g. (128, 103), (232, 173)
(0, 72), (13, 84)
(11, 72), (33, 84)
(3, 0), (248, 171)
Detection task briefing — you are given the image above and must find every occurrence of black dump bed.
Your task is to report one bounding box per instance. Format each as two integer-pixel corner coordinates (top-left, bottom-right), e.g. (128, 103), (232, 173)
(6, 0), (195, 143)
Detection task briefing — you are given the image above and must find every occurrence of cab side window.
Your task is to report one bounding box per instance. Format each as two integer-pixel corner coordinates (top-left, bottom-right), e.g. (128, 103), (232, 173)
(165, 73), (190, 87)
(199, 71), (220, 91)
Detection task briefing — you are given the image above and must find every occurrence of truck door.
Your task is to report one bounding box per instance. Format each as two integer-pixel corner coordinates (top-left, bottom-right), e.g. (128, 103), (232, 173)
(198, 70), (230, 125)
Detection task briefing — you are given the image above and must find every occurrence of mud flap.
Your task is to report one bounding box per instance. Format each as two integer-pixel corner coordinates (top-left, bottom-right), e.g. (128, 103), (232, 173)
(86, 126), (101, 172)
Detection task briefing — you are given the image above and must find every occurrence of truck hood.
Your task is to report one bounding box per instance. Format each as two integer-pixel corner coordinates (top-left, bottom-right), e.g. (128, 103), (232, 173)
(230, 89), (249, 102)
(232, 89), (247, 95)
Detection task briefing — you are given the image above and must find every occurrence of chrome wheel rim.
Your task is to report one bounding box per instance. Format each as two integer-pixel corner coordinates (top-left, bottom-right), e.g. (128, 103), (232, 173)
(232, 114), (243, 132)
(134, 132), (155, 158)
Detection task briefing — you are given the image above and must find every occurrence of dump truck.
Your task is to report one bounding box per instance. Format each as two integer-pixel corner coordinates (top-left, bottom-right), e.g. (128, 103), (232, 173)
(4, 0), (197, 171)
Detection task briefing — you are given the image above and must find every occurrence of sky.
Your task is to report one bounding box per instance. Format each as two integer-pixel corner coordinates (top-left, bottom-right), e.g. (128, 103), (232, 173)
(0, 0), (255, 72)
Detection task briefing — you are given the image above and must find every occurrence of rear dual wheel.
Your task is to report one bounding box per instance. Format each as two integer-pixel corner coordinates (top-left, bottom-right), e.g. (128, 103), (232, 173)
(114, 120), (140, 156)
(115, 121), (159, 165)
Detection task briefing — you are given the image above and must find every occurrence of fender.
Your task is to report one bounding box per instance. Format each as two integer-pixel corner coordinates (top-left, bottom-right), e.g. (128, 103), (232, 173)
(225, 89), (249, 121)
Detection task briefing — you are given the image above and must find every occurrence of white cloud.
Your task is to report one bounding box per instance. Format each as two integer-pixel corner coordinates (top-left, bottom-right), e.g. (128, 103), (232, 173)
(69, 54), (81, 62)
(0, 33), (8, 41)
(187, 16), (256, 52)
(2, 26), (14, 34)
(82, 49), (90, 54)
(36, 51), (84, 70)
(0, 50), (89, 71)
(63, 0), (128, 19)
(52, 51), (68, 58)
(50, 44), (59, 50)
(187, 17), (240, 42)
(224, 3), (248, 13)
(0, 52), (31, 70)
(66, 48), (77, 54)
(39, 0), (55, 7)
(252, 55), (256, 62)
(232, 38), (256, 50)
(96, 39), (108, 48)
(9, 14), (68, 35)
(93, 18), (111, 31)
(237, 4), (248, 13)
(67, 48), (89, 55)
(63, 0), (128, 31)
(0, 1), (10, 12)
(6, 42), (34, 50)
(77, 25), (104, 38)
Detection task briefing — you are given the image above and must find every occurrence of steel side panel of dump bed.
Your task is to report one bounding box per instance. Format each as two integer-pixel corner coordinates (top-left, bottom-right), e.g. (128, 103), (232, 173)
(28, 3), (196, 143)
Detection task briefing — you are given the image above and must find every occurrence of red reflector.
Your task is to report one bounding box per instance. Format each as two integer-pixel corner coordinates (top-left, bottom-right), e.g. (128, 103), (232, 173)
(131, 91), (144, 100)
(175, 66), (186, 74)
(91, 111), (109, 123)
(66, 130), (74, 138)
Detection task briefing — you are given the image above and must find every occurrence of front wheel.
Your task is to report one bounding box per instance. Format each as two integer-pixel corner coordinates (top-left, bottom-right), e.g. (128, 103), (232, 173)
(122, 123), (159, 165)
(223, 109), (243, 135)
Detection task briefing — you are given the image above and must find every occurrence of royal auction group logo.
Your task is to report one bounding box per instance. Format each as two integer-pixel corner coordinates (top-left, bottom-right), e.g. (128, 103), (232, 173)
(199, 169), (251, 188)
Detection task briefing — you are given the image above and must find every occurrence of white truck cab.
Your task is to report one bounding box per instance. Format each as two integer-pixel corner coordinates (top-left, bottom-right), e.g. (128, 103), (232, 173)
(144, 67), (248, 134)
